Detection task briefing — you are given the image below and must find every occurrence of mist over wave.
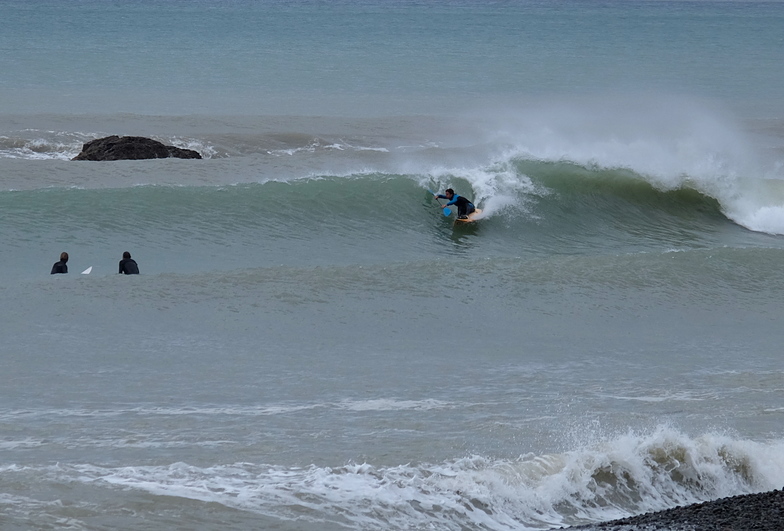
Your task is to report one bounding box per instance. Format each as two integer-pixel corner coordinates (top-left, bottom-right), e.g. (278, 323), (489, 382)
(464, 96), (784, 235)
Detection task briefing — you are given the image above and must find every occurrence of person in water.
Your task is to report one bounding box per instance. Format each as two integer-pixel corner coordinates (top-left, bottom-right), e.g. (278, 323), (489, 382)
(118, 251), (139, 274)
(434, 188), (476, 219)
(50, 252), (69, 274)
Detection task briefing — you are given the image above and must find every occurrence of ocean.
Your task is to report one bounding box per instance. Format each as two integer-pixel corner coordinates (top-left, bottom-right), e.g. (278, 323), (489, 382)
(1, 1), (784, 529)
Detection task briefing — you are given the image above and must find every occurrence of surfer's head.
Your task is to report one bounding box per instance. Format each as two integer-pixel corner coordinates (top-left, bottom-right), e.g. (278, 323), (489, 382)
(444, 188), (454, 199)
(60, 252), (68, 262)
(123, 251), (131, 259)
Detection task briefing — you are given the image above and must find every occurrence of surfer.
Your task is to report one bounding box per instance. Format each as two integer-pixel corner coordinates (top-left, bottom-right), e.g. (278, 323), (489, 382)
(50, 252), (69, 274)
(118, 251), (139, 275)
(434, 189), (476, 219)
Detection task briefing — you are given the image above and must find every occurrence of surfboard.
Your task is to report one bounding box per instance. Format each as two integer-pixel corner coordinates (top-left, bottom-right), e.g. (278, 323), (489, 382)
(453, 208), (482, 223)
(81, 266), (92, 275)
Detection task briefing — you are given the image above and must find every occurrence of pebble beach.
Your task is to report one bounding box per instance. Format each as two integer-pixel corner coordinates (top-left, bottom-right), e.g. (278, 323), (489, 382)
(564, 489), (784, 531)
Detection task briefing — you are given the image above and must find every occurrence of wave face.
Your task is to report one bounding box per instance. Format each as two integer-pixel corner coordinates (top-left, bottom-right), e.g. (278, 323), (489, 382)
(0, 169), (766, 258)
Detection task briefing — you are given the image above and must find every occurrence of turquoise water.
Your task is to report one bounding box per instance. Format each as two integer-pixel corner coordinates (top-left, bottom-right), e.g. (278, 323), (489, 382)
(1, 1), (784, 530)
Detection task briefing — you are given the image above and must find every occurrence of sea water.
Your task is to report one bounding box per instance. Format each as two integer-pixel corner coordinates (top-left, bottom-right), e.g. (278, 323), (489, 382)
(1, 1), (784, 529)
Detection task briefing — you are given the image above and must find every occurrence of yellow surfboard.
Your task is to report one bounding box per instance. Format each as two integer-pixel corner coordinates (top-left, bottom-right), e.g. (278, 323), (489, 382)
(453, 208), (482, 223)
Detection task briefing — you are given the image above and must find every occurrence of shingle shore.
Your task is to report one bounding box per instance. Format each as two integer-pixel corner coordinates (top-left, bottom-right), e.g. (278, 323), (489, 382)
(561, 489), (784, 530)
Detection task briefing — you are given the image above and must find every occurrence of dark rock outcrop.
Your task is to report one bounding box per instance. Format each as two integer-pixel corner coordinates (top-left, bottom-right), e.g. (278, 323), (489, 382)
(72, 135), (202, 161)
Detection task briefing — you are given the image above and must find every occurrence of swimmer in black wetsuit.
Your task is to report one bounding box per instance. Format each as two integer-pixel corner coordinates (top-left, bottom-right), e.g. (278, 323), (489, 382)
(51, 252), (68, 274)
(433, 188), (476, 219)
(118, 251), (139, 274)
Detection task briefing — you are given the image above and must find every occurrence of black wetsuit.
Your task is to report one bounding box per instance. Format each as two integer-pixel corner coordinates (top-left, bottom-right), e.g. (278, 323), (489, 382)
(119, 258), (139, 274)
(437, 194), (476, 218)
(50, 260), (68, 274)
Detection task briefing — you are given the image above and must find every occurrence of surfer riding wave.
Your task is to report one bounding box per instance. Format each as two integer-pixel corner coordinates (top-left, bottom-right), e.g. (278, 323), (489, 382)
(433, 189), (476, 219)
